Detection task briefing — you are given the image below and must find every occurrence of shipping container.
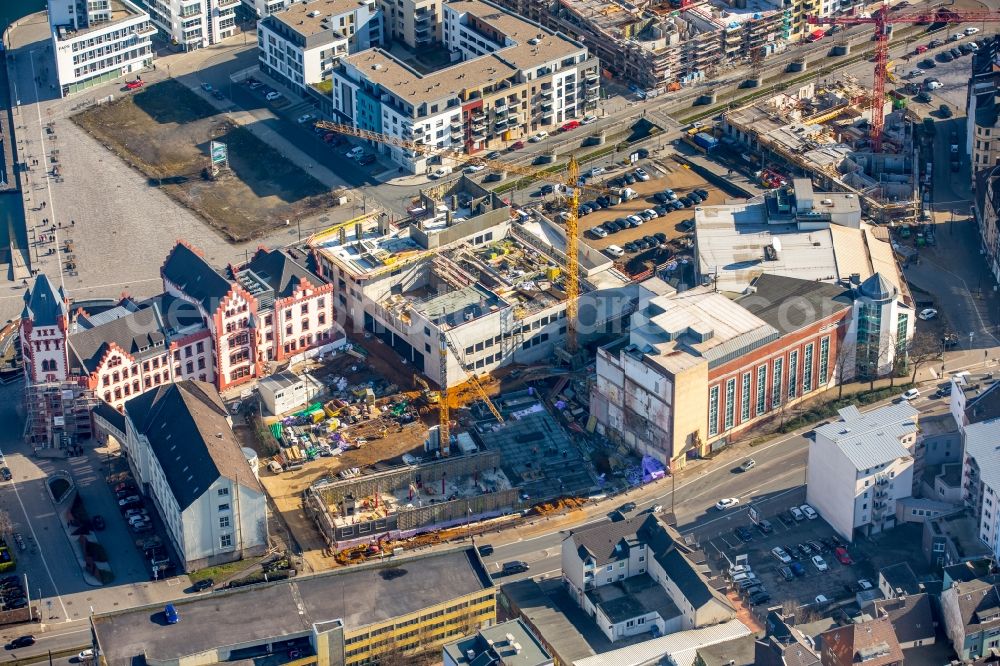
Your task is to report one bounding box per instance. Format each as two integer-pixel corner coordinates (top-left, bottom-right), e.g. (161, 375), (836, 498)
(694, 132), (719, 151)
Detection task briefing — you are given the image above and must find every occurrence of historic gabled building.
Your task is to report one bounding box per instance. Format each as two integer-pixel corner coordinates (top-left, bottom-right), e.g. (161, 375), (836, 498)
(20, 243), (339, 455)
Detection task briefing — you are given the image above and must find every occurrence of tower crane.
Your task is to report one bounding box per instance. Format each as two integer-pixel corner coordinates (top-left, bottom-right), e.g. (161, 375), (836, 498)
(807, 4), (1000, 151)
(313, 120), (599, 454)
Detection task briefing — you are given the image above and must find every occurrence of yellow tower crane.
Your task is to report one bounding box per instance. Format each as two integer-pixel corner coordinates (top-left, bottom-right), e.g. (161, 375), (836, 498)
(313, 120), (595, 452)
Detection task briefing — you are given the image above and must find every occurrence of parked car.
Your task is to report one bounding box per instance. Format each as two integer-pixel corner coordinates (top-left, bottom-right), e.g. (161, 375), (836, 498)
(605, 245), (625, 258)
(296, 113), (315, 124)
(345, 146), (364, 159)
(771, 546), (792, 564)
(790, 561), (806, 577)
(125, 79), (144, 90)
(590, 226), (608, 239)
(734, 526), (754, 543)
(778, 565), (794, 581)
(902, 388), (920, 400)
(5, 636), (34, 649)
(965, 26), (980, 35)
(477, 544), (494, 557)
(464, 164), (486, 174)
(509, 141), (525, 151)
(858, 578), (874, 590)
(915, 92), (933, 103)
(200, 82), (213, 92)
(164, 604), (180, 624)
(834, 547), (853, 565)
(939, 104), (953, 118)
(919, 308), (938, 320)
(618, 502), (637, 513)
(528, 131), (549, 143)
(265, 91), (283, 101)
(118, 495), (140, 506)
(749, 591), (772, 605)
(812, 555), (829, 572)
(0, 468), (10, 482)
(800, 504), (818, 520)
(716, 498), (740, 511)
(789, 506), (804, 521)
(634, 168), (650, 181)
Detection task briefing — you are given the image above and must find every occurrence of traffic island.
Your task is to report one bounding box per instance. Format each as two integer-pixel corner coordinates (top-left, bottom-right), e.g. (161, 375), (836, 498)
(46, 473), (113, 586)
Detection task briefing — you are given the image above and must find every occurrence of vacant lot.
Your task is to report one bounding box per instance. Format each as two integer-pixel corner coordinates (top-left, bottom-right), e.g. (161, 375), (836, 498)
(73, 79), (336, 242)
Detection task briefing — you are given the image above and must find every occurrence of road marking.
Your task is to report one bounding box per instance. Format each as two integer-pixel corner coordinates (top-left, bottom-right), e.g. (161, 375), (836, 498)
(684, 484), (803, 534)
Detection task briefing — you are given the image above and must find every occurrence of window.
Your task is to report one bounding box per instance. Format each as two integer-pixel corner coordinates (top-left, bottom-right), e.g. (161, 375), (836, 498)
(772, 358), (783, 408)
(220, 534), (232, 548)
(788, 350), (798, 399)
(819, 336), (830, 385)
(741, 372), (751, 422)
(220, 516), (230, 528)
(218, 503), (230, 512)
(803, 343), (814, 393)
(724, 378), (736, 431)
(218, 488), (229, 496)
(756, 365), (767, 416)
(708, 385), (720, 437)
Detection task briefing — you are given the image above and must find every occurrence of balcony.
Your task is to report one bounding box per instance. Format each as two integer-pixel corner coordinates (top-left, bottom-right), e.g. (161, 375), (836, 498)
(137, 23), (157, 35)
(584, 72), (599, 85)
(540, 102), (553, 112)
(540, 89), (553, 100)
(218, 0), (239, 7)
(541, 112), (553, 123)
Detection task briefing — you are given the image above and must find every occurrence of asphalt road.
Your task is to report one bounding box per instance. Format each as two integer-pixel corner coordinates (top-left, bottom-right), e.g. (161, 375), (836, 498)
(481, 390), (956, 585)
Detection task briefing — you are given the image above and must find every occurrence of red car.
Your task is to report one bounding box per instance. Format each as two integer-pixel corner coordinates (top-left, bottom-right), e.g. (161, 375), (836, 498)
(509, 141), (525, 151)
(125, 79), (144, 90)
(559, 120), (580, 132)
(834, 546), (853, 565)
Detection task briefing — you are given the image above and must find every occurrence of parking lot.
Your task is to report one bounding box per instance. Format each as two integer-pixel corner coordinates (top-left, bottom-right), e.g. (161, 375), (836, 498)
(898, 29), (986, 115)
(692, 493), (921, 617)
(575, 161), (723, 257)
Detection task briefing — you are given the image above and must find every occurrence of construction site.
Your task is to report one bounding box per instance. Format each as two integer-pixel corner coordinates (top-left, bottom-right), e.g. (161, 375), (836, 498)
(720, 79), (920, 225)
(309, 177), (630, 389)
(495, 0), (792, 93)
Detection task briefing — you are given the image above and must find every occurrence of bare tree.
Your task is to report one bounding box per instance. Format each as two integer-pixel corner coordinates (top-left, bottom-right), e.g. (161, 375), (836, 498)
(833, 339), (857, 400)
(908, 330), (944, 384)
(0, 510), (12, 539)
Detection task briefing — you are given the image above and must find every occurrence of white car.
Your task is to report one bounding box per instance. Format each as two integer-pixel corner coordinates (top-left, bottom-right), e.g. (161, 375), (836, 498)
(919, 308), (938, 320)
(590, 166), (605, 177)
(627, 215), (644, 227)
(789, 506), (804, 521)
(902, 388), (920, 401)
(771, 546), (792, 564)
(77, 649), (95, 662)
(529, 131), (549, 143)
(652, 504), (663, 513)
(345, 146), (364, 159)
(715, 497), (740, 511)
(590, 226), (608, 239)
(926, 81), (943, 90)
(265, 91), (282, 101)
(800, 503), (818, 520)
(431, 168), (452, 179)
(605, 245), (625, 258)
(581, 115), (597, 125)
(464, 164), (486, 173)
(296, 113), (315, 124)
(643, 208), (660, 219)
(812, 555), (829, 572)
(969, 42), (980, 51)
(634, 168), (650, 181)
(965, 26), (980, 35)
(858, 578), (874, 591)
(815, 594), (830, 605)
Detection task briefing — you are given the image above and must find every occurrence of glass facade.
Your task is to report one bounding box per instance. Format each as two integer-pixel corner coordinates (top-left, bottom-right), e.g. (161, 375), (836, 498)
(772, 358), (783, 408)
(708, 385), (719, 437)
(756, 364), (767, 416)
(788, 350), (798, 399)
(741, 372), (751, 422)
(819, 336), (830, 385)
(803, 343), (814, 393)
(724, 378), (736, 431)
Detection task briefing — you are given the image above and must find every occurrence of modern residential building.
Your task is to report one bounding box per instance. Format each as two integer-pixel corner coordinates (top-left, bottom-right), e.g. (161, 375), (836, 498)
(258, 0), (382, 96)
(138, 0), (238, 51)
(122, 380), (267, 571)
(49, 0), (155, 96)
(942, 574), (1000, 660)
(561, 513), (736, 641)
(442, 619), (553, 666)
(308, 180), (630, 390)
(380, 0), (440, 47)
(962, 418), (1000, 560)
(243, 0), (292, 18)
(571, 620), (755, 666)
(870, 594), (935, 651)
(805, 403), (919, 542)
(949, 370), (1000, 429)
(591, 273), (852, 467)
(330, 0), (600, 172)
(817, 616), (903, 666)
(92, 547), (495, 666)
(18, 244), (339, 454)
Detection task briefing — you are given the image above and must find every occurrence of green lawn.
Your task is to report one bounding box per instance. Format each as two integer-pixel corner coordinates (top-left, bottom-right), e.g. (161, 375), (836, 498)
(188, 555), (265, 583)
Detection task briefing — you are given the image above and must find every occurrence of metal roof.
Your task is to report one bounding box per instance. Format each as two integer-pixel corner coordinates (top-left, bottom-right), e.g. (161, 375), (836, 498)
(813, 403), (918, 471)
(963, 418), (1000, 493)
(571, 619), (752, 666)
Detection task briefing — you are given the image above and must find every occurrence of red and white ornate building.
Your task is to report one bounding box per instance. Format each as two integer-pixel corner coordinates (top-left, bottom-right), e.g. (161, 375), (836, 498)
(20, 242), (340, 452)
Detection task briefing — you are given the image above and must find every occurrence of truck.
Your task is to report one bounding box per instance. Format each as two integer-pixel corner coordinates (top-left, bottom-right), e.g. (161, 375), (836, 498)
(693, 132), (719, 152)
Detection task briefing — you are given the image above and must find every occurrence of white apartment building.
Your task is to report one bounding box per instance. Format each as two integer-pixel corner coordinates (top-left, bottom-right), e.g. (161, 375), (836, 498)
(561, 514), (735, 643)
(258, 0), (382, 95)
(243, 0), (291, 18)
(806, 403), (919, 542)
(49, 0), (155, 96)
(140, 0), (238, 51)
(381, 0), (439, 48)
(961, 418), (1000, 560)
(123, 380), (268, 572)
(847, 273), (916, 381)
(331, 0), (598, 173)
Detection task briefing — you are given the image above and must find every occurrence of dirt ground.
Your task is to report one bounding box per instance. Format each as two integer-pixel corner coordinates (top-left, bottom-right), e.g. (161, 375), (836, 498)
(72, 79), (337, 242)
(580, 158), (721, 251)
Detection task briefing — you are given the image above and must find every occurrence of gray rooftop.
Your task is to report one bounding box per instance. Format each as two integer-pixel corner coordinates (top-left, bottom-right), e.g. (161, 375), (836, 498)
(962, 418), (1000, 493)
(813, 403), (919, 471)
(94, 548), (493, 666)
(586, 576), (681, 625)
(442, 619), (552, 666)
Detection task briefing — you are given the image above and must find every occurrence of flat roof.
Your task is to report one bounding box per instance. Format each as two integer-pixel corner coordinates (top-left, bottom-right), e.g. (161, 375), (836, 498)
(310, 216), (427, 277)
(586, 576), (681, 625)
(572, 620), (752, 666)
(93, 548), (493, 666)
(272, 0), (371, 38)
(56, 0), (146, 39)
(443, 619), (552, 666)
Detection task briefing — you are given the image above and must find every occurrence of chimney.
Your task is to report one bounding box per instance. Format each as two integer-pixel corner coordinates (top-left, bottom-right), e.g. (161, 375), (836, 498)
(338, 227), (347, 246)
(355, 222), (363, 240)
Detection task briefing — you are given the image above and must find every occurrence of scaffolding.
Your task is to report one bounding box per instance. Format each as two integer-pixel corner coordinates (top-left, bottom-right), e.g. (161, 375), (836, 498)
(24, 381), (99, 455)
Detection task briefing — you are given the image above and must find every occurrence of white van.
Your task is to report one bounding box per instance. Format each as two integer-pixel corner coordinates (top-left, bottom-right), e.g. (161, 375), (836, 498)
(605, 245), (624, 258)
(268, 460), (283, 474)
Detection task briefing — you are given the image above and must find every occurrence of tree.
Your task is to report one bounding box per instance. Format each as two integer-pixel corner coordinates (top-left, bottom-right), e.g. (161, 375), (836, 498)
(833, 339), (857, 399)
(908, 330), (944, 383)
(0, 510), (12, 539)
